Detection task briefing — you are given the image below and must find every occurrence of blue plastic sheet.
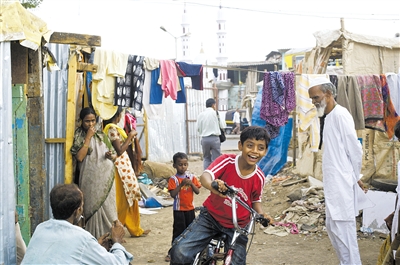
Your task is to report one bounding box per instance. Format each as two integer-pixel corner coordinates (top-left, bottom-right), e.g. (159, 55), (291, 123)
(252, 89), (293, 176)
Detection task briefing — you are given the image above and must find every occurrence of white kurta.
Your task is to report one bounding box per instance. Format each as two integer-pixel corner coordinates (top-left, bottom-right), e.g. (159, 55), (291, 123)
(323, 105), (362, 220)
(323, 104), (363, 265)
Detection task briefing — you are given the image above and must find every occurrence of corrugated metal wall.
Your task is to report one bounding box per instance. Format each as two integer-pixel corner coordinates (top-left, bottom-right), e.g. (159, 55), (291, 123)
(186, 88), (214, 155)
(0, 41), (17, 265)
(42, 43), (70, 219)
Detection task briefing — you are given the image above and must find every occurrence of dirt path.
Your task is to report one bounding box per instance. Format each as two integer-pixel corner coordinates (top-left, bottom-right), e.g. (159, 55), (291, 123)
(122, 156), (384, 265)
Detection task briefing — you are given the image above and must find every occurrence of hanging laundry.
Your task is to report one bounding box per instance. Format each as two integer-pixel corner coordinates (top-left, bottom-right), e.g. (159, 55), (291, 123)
(159, 60), (178, 100)
(176, 77), (186, 103)
(386, 73), (400, 114)
(296, 74), (329, 152)
(260, 71), (295, 139)
(357, 75), (385, 132)
(175, 62), (203, 90)
(92, 48), (129, 119)
(114, 55), (145, 111)
(335, 75), (365, 130)
(380, 74), (400, 139)
(149, 67), (163, 104)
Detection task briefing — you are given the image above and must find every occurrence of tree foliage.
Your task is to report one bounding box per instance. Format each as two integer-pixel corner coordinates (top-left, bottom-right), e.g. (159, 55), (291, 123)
(20, 0), (42, 9)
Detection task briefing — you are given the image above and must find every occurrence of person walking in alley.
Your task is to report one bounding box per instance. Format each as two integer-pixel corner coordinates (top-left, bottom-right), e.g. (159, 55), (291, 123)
(165, 152), (201, 262)
(197, 98), (225, 170)
(308, 77), (365, 265)
(232, 108), (241, 134)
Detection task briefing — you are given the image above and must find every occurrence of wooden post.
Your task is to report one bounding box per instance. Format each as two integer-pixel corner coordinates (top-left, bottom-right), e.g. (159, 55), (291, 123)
(27, 47), (46, 234)
(340, 18), (346, 75)
(64, 51), (77, 184)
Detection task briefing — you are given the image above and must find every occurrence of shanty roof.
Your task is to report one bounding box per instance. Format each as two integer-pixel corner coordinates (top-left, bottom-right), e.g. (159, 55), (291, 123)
(314, 29), (400, 49)
(0, 1), (51, 50)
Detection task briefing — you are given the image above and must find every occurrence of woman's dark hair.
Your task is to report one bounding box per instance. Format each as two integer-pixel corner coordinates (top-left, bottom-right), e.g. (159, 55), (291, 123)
(50, 184), (83, 220)
(79, 107), (96, 121)
(173, 152), (188, 164)
(240, 126), (271, 147)
(103, 106), (123, 127)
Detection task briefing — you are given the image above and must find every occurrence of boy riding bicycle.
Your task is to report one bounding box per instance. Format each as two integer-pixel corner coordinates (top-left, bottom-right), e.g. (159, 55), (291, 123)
(170, 126), (274, 265)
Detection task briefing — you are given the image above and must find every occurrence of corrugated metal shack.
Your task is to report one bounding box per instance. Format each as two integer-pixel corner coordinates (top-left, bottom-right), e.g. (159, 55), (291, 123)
(0, 2), (101, 264)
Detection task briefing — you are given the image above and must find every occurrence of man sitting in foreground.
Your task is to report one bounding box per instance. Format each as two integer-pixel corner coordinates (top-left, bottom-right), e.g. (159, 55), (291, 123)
(22, 184), (133, 265)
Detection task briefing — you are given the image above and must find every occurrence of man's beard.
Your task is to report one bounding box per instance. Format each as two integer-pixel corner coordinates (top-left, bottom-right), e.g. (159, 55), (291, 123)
(316, 97), (327, 117)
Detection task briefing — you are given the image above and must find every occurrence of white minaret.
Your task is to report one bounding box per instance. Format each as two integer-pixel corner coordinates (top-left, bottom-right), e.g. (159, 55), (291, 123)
(181, 4), (191, 63)
(216, 4), (228, 81)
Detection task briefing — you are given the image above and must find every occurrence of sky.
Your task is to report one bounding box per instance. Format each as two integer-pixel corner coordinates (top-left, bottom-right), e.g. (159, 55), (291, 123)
(31, 0), (400, 63)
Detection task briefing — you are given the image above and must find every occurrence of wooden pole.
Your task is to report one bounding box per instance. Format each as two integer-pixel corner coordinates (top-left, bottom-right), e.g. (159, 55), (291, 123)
(64, 52), (77, 184)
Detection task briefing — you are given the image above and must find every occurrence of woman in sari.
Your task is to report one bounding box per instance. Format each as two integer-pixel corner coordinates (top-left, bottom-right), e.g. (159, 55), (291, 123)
(103, 107), (150, 237)
(71, 107), (118, 239)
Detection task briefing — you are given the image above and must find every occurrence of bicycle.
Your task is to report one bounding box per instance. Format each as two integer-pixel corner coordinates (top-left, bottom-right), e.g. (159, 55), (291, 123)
(193, 181), (270, 265)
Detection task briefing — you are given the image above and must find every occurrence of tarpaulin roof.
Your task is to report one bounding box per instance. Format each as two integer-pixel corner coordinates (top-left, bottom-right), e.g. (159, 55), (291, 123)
(0, 1), (51, 50)
(313, 29), (400, 49)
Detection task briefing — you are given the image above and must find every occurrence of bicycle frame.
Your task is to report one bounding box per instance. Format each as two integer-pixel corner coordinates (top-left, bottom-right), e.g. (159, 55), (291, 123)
(193, 182), (268, 265)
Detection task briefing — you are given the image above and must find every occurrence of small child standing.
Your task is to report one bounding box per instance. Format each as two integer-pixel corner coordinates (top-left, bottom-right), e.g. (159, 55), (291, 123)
(165, 152), (201, 262)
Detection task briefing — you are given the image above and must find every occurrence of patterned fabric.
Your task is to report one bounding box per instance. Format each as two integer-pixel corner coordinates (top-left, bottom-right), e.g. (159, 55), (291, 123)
(70, 126), (117, 238)
(357, 75), (385, 131)
(357, 75), (384, 119)
(114, 55), (145, 111)
(71, 126), (108, 156)
(381, 74), (400, 139)
(104, 125), (141, 206)
(260, 72), (296, 139)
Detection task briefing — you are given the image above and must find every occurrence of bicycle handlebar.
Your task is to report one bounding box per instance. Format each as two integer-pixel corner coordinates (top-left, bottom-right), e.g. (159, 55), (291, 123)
(211, 180), (269, 231)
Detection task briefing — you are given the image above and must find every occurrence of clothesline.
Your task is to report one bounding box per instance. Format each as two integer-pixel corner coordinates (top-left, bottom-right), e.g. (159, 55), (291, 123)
(203, 64), (291, 74)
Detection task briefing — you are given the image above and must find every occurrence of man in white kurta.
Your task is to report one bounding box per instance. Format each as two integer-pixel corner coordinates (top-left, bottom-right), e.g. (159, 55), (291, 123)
(309, 77), (363, 265)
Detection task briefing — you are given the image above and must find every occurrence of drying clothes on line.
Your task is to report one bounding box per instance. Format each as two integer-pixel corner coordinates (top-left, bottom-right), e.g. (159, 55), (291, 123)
(130, 55), (145, 111)
(175, 62), (204, 90)
(386, 73), (400, 115)
(142, 69), (165, 120)
(335, 76), (365, 130)
(380, 74), (400, 139)
(144, 57), (159, 71)
(260, 71), (295, 139)
(357, 75), (385, 132)
(92, 48), (129, 119)
(149, 67), (163, 104)
(176, 77), (186, 104)
(296, 74), (329, 152)
(159, 60), (178, 100)
(114, 55), (145, 111)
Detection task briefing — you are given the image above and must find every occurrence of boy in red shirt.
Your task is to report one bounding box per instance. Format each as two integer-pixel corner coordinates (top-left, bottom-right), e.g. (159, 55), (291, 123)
(170, 126), (273, 265)
(165, 152), (201, 262)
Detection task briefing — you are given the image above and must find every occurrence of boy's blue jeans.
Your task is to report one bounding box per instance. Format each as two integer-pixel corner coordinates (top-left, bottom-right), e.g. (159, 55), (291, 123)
(170, 207), (248, 265)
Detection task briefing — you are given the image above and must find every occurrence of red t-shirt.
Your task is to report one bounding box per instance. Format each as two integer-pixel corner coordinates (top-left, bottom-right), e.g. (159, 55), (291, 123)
(202, 154), (265, 228)
(168, 174), (202, 211)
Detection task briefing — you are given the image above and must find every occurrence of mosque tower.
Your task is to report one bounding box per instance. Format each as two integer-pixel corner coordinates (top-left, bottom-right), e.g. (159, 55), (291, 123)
(180, 3), (191, 63)
(216, 4), (228, 81)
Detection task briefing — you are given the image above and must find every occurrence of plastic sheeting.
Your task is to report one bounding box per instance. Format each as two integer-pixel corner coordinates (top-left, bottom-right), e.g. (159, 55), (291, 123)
(147, 97), (186, 162)
(252, 88), (293, 176)
(0, 41), (17, 265)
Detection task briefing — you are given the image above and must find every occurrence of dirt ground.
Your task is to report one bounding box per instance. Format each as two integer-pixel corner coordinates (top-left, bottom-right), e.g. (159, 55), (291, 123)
(122, 153), (384, 265)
